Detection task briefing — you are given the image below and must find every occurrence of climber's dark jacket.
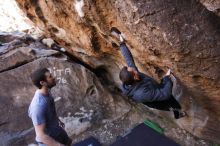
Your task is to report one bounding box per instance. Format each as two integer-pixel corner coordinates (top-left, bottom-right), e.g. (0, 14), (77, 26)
(120, 43), (173, 102)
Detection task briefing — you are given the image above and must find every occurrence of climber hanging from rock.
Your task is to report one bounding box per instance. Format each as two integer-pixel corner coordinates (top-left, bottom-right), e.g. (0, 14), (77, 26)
(111, 27), (185, 119)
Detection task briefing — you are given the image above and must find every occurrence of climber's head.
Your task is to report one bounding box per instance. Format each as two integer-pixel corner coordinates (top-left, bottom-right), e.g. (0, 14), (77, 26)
(119, 66), (140, 85)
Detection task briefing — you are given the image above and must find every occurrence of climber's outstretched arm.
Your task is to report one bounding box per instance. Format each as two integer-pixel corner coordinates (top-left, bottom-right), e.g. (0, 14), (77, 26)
(119, 42), (139, 72)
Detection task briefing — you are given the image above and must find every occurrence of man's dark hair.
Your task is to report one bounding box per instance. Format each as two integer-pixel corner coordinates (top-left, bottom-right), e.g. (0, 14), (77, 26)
(30, 68), (49, 89)
(119, 66), (134, 85)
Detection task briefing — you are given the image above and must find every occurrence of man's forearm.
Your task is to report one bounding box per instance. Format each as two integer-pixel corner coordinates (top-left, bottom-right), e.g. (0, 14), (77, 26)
(38, 134), (64, 146)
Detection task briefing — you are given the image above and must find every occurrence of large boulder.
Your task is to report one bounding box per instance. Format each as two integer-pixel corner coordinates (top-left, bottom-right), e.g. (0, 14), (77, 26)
(10, 0), (220, 144)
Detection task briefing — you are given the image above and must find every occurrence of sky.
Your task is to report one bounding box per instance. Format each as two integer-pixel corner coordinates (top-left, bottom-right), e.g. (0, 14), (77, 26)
(0, 0), (33, 32)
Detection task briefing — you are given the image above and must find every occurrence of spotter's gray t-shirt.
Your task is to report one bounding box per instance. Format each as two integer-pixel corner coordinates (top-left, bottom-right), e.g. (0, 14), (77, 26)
(28, 90), (67, 143)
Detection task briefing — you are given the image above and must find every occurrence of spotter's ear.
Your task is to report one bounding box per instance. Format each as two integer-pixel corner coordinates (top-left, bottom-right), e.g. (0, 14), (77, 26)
(40, 81), (46, 86)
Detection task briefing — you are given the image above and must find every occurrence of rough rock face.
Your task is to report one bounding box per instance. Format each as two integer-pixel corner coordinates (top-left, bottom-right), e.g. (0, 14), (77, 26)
(10, 0), (220, 144)
(200, 0), (220, 16)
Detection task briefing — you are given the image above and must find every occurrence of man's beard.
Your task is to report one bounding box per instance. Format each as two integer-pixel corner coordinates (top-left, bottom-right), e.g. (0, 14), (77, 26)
(46, 81), (56, 88)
